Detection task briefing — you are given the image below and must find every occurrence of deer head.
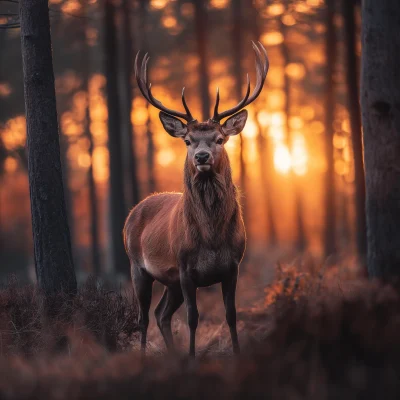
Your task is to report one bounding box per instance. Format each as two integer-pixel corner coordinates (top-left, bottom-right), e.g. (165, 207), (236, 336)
(135, 42), (269, 174)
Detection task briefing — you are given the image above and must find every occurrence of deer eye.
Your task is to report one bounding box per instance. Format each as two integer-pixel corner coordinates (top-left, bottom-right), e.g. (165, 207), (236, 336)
(184, 139), (191, 146)
(216, 138), (224, 145)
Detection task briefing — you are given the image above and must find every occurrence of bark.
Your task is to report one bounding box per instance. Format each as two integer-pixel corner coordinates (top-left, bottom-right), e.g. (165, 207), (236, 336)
(139, 0), (156, 194)
(18, 0), (76, 295)
(59, 134), (76, 266)
(81, 1), (101, 275)
(323, 0), (336, 257)
(280, 5), (306, 251)
(0, 30), (5, 251)
(104, 0), (130, 277)
(361, 0), (400, 279)
(194, 0), (211, 121)
(121, 0), (140, 206)
(231, 0), (247, 229)
(342, 0), (367, 259)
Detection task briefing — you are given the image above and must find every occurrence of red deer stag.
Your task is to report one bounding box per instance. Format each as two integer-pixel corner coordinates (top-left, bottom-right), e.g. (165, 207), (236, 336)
(124, 42), (269, 357)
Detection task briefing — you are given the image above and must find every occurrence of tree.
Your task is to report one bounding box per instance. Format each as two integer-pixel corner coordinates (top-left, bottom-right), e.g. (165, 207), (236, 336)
(194, 0), (211, 121)
(104, 0), (129, 278)
(342, 0), (366, 260)
(18, 0), (76, 294)
(120, 0), (140, 206)
(139, 0), (156, 194)
(231, 0), (247, 229)
(280, 1), (306, 251)
(81, 0), (101, 275)
(323, 0), (336, 257)
(249, 1), (277, 246)
(361, 0), (400, 279)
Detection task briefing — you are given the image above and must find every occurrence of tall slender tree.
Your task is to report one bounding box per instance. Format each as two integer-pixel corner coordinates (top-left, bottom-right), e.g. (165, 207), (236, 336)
(81, 0), (101, 275)
(18, 0), (76, 294)
(280, 3), (306, 251)
(323, 0), (337, 257)
(361, 0), (400, 279)
(121, 0), (140, 206)
(342, 0), (366, 260)
(104, 0), (129, 278)
(249, 1), (277, 246)
(231, 0), (247, 228)
(139, 0), (156, 194)
(59, 132), (77, 267)
(194, 0), (211, 121)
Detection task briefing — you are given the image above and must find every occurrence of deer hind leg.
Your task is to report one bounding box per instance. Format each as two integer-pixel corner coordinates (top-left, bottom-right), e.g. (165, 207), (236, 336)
(132, 265), (154, 354)
(155, 284), (183, 352)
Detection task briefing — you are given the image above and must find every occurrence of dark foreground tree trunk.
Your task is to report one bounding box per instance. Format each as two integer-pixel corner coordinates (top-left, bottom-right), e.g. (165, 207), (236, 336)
(121, 0), (140, 206)
(19, 0), (76, 295)
(194, 0), (211, 121)
(104, 0), (129, 278)
(323, 0), (337, 257)
(343, 0), (367, 260)
(361, 0), (400, 279)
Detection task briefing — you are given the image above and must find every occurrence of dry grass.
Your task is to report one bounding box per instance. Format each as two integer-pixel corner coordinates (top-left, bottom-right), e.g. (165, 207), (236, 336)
(1, 258), (400, 399)
(0, 275), (138, 356)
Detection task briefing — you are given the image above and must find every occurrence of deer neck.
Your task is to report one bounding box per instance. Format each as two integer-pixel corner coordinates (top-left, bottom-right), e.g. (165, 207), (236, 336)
(182, 152), (238, 244)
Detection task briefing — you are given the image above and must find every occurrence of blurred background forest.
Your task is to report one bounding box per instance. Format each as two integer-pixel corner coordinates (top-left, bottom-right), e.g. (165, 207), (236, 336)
(0, 0), (363, 282)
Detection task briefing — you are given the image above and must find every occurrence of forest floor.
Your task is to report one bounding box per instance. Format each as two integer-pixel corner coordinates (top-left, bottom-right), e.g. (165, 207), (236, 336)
(1, 250), (400, 399)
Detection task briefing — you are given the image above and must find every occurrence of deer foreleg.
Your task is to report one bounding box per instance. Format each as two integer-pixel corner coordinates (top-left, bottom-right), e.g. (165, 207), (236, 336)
(180, 269), (199, 357)
(222, 269), (240, 354)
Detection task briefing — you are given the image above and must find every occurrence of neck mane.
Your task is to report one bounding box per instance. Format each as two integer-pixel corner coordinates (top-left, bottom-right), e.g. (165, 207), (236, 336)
(182, 151), (239, 244)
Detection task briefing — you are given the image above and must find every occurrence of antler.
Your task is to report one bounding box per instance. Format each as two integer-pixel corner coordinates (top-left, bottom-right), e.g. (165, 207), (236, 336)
(211, 41), (269, 123)
(134, 52), (197, 123)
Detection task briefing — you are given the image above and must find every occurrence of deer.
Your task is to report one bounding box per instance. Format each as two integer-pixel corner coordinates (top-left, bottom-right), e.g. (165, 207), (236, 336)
(124, 42), (269, 357)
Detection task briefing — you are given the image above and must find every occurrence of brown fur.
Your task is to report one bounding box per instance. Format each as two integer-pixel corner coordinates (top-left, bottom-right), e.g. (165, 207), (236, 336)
(124, 115), (247, 356)
(123, 149), (245, 286)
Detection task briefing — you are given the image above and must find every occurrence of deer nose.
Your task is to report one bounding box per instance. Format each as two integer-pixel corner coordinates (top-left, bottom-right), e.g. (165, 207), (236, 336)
(195, 152), (210, 164)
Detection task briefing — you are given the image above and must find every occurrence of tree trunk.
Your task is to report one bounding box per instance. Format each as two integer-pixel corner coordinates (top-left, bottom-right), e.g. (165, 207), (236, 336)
(81, 1), (101, 275)
(121, 0), (140, 206)
(104, 0), (129, 278)
(256, 116), (278, 246)
(323, 0), (336, 257)
(194, 0), (211, 121)
(249, 2), (277, 246)
(231, 0), (247, 231)
(343, 0), (367, 260)
(139, 0), (156, 194)
(18, 0), (76, 295)
(361, 0), (400, 279)
(280, 6), (306, 251)
(59, 133), (77, 266)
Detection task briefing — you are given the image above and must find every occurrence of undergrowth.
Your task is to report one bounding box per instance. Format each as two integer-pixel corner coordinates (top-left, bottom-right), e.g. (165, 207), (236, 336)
(1, 261), (400, 399)
(0, 276), (138, 356)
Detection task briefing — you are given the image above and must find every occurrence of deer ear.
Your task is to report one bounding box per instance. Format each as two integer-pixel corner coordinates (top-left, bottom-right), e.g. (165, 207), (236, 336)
(159, 112), (187, 138)
(221, 110), (248, 136)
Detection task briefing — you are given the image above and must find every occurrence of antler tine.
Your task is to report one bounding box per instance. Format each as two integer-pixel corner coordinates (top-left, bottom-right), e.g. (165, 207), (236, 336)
(213, 74), (251, 121)
(135, 51), (151, 103)
(212, 87), (220, 121)
(258, 40), (270, 75)
(243, 41), (265, 106)
(134, 51), (196, 122)
(212, 41), (269, 122)
(182, 87), (195, 122)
